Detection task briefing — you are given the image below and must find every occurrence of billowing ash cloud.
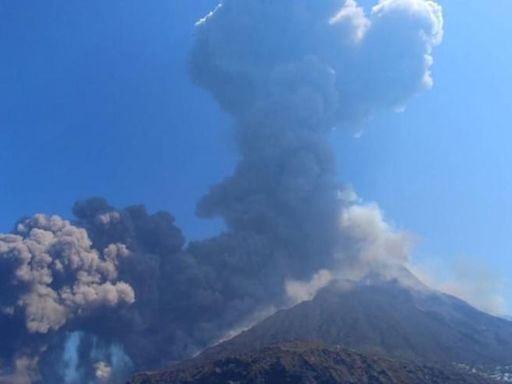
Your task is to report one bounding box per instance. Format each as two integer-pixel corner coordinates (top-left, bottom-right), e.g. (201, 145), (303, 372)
(0, 1), (443, 383)
(192, 0), (442, 120)
(190, 0), (442, 276)
(0, 199), (288, 383)
(0, 214), (134, 383)
(0, 215), (134, 334)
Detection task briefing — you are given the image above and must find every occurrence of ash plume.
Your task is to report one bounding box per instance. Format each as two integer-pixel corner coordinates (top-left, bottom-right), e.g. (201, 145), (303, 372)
(0, 215), (134, 334)
(0, 1), (443, 382)
(190, 0), (442, 278)
(0, 214), (134, 383)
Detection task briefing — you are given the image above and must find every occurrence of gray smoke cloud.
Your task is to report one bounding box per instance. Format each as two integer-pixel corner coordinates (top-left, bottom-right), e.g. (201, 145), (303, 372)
(285, 192), (415, 306)
(0, 1), (443, 382)
(190, 0), (441, 276)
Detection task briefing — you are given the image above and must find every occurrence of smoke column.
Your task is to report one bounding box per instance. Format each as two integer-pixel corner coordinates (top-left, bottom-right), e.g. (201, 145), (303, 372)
(190, 0), (441, 276)
(0, 1), (442, 382)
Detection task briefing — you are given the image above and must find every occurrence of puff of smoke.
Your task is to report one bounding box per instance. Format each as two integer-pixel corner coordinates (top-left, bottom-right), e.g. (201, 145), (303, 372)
(286, 270), (334, 305)
(39, 331), (133, 384)
(94, 362), (111, 383)
(0, 214), (134, 335)
(339, 203), (411, 268)
(0, 356), (40, 384)
(285, 200), (415, 304)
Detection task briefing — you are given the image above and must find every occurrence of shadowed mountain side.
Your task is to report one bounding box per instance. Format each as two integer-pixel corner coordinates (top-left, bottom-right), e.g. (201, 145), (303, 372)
(128, 341), (496, 384)
(204, 274), (512, 366)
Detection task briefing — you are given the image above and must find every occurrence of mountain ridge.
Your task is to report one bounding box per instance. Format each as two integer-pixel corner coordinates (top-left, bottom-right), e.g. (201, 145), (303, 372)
(129, 341), (496, 384)
(202, 273), (512, 366)
(128, 270), (512, 383)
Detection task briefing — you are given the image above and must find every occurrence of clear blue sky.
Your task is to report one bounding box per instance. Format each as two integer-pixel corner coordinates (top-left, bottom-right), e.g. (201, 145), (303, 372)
(1, 1), (511, 312)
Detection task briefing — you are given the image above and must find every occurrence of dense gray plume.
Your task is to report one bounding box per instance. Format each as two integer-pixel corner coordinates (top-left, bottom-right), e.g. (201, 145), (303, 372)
(0, 1), (442, 382)
(190, 0), (442, 276)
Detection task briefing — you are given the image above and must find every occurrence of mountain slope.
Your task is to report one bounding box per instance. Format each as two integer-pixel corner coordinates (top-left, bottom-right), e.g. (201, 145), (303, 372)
(129, 341), (495, 384)
(206, 275), (512, 366)
(129, 271), (512, 383)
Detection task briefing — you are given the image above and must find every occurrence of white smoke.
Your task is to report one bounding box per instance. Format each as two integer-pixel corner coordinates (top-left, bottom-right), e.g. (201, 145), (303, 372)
(286, 270), (334, 305)
(286, 198), (415, 304)
(94, 362), (112, 383)
(340, 203), (411, 267)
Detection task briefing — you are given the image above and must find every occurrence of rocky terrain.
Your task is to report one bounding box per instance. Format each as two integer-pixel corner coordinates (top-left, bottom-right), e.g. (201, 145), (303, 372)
(129, 342), (496, 384)
(129, 271), (512, 383)
(207, 273), (512, 366)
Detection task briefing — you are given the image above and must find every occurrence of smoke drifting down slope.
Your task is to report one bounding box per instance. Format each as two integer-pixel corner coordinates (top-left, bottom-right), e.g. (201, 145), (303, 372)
(0, 1), (443, 383)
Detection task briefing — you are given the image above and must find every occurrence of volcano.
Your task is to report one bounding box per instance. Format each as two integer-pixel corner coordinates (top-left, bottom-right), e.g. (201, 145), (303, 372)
(129, 268), (512, 383)
(130, 341), (495, 384)
(206, 268), (512, 366)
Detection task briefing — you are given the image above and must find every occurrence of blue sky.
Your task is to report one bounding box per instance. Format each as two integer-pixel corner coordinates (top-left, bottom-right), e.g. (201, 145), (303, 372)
(1, 1), (511, 312)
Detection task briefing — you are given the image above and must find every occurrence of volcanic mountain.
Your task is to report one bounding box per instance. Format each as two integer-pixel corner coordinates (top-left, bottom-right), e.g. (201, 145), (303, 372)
(129, 341), (495, 384)
(129, 268), (512, 383)
(206, 268), (512, 366)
